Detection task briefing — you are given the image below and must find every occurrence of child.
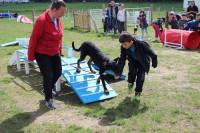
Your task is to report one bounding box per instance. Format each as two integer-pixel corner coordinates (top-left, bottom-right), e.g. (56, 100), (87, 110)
(152, 17), (164, 41)
(178, 13), (188, 30)
(117, 32), (157, 96)
(168, 11), (178, 29)
(137, 10), (148, 40)
(184, 13), (200, 31)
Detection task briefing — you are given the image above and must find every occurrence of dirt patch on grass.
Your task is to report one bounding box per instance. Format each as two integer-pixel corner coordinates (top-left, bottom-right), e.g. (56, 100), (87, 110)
(8, 81), (116, 132)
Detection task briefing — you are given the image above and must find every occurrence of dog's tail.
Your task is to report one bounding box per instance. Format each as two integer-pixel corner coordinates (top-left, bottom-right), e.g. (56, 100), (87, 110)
(72, 41), (80, 52)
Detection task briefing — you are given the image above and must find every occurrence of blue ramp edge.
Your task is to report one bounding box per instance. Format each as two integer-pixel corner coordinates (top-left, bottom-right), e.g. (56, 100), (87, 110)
(61, 60), (118, 104)
(61, 57), (78, 65)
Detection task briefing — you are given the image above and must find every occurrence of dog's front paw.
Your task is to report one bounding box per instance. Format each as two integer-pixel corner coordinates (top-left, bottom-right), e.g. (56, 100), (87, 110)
(90, 70), (96, 74)
(104, 89), (109, 95)
(96, 79), (100, 84)
(76, 68), (81, 73)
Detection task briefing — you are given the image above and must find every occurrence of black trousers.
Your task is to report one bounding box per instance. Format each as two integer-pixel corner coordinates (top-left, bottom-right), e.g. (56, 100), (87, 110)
(111, 17), (118, 34)
(103, 18), (109, 33)
(35, 52), (62, 101)
(117, 21), (125, 33)
(128, 60), (145, 92)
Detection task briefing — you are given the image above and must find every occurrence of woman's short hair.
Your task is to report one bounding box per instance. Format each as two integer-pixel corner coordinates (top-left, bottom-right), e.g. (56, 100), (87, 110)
(50, 0), (66, 10)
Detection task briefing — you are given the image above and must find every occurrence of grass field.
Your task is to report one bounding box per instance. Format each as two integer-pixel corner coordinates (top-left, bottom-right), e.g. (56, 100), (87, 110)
(0, 2), (200, 133)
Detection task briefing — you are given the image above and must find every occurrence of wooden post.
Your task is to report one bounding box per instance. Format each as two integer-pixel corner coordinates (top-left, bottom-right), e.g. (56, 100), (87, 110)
(32, 8), (35, 27)
(124, 9), (127, 31)
(165, 11), (169, 28)
(150, 7), (153, 25)
(72, 10), (92, 32)
(87, 11), (91, 31)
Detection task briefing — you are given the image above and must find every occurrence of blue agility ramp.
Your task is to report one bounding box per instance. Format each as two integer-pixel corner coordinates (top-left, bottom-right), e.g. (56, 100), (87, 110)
(61, 61), (118, 104)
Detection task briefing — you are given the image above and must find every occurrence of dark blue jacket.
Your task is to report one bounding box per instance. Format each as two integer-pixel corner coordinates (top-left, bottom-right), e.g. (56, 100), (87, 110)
(118, 40), (158, 74)
(184, 20), (200, 31)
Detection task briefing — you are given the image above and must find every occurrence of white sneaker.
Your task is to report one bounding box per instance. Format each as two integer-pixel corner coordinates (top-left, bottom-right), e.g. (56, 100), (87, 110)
(45, 99), (56, 110)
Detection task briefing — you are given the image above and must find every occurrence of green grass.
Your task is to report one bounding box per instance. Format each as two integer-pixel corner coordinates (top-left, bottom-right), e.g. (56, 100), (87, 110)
(0, 2), (200, 133)
(25, 124), (92, 133)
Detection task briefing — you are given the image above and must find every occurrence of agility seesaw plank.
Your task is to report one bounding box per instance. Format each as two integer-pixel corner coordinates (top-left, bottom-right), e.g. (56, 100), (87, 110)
(61, 61), (118, 104)
(61, 57), (78, 65)
(1, 41), (18, 47)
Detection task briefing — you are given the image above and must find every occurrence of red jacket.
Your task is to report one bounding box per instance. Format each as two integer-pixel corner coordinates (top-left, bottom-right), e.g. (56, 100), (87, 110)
(28, 10), (63, 61)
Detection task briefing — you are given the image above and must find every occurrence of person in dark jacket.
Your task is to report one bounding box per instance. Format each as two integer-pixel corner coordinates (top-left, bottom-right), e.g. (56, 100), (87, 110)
(117, 32), (158, 96)
(168, 11), (179, 29)
(187, 0), (199, 19)
(178, 13), (189, 30)
(184, 13), (200, 31)
(109, 0), (118, 34)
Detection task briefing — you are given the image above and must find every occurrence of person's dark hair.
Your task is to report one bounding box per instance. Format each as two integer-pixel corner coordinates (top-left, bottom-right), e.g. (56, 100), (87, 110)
(140, 10), (145, 14)
(119, 32), (135, 43)
(50, 0), (66, 10)
(181, 13), (187, 17)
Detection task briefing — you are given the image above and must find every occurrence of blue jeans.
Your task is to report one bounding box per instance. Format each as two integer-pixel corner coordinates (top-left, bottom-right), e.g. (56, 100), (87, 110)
(141, 28), (147, 41)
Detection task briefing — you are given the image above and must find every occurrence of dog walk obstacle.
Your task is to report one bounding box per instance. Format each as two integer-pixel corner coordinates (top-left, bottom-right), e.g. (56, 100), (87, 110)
(1, 38), (29, 47)
(8, 43), (120, 104)
(61, 61), (118, 104)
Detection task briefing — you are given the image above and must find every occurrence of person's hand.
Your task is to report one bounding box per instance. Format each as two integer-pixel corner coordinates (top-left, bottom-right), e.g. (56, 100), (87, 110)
(60, 53), (64, 57)
(114, 75), (120, 80)
(114, 74), (120, 80)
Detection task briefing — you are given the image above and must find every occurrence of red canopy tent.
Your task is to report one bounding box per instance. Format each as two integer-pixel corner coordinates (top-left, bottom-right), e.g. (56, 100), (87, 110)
(160, 29), (200, 50)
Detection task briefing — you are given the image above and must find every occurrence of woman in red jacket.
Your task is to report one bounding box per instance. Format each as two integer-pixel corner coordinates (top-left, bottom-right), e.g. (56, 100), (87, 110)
(28, 0), (66, 109)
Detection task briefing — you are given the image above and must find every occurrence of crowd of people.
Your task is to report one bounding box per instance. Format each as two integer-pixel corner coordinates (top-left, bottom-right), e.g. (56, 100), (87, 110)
(152, 0), (199, 41)
(102, 0), (199, 42)
(102, 0), (149, 41)
(102, 0), (124, 34)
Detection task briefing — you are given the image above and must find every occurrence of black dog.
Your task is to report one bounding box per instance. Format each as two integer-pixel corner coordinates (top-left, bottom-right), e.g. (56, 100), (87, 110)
(72, 41), (119, 95)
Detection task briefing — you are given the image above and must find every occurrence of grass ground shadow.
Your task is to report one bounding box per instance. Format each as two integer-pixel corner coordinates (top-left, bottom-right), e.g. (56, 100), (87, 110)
(0, 100), (49, 133)
(6, 65), (117, 107)
(99, 97), (148, 126)
(7, 65), (83, 107)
